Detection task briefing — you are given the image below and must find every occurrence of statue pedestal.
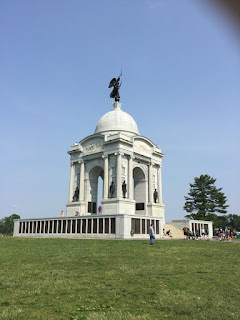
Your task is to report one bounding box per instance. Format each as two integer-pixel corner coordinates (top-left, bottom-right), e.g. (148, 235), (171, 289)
(147, 203), (165, 222)
(66, 201), (86, 217)
(101, 198), (136, 215)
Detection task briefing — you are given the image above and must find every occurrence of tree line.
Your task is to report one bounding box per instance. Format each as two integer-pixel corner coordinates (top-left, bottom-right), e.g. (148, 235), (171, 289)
(0, 214), (20, 235)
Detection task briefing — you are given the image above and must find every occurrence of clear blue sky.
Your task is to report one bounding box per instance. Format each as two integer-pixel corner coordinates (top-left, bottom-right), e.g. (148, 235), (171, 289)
(0, 0), (239, 221)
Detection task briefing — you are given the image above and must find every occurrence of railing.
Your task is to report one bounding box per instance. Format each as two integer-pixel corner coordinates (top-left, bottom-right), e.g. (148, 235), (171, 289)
(14, 215), (163, 239)
(17, 216), (116, 236)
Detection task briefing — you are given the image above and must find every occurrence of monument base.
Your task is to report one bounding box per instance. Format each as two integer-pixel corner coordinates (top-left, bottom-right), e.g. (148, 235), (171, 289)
(101, 198), (136, 215)
(66, 201), (86, 217)
(13, 214), (164, 239)
(147, 203), (165, 222)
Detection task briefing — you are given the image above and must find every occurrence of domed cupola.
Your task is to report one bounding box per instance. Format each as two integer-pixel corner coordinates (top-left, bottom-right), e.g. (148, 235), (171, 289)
(94, 102), (140, 136)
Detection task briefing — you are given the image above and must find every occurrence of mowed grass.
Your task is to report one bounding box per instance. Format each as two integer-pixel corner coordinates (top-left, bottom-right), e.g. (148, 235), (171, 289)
(0, 238), (239, 320)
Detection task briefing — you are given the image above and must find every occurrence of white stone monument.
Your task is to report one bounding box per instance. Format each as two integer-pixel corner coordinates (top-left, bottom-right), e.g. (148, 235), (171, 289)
(13, 88), (167, 239)
(12, 91), (214, 239)
(66, 101), (165, 223)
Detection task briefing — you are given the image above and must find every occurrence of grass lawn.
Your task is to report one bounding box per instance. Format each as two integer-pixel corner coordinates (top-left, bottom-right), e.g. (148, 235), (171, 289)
(0, 238), (239, 320)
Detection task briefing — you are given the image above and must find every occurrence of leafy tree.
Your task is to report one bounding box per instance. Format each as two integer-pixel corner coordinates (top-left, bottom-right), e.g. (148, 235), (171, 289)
(0, 214), (20, 235)
(184, 174), (228, 220)
(227, 214), (240, 231)
(212, 214), (240, 231)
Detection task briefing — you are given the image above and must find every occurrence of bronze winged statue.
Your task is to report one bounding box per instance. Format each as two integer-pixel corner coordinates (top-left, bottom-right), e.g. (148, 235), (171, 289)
(108, 71), (122, 102)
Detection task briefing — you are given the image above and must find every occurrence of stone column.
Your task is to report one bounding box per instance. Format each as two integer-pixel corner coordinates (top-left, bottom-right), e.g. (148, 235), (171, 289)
(69, 163), (74, 202)
(79, 160), (85, 201)
(43, 221), (46, 234)
(75, 220), (78, 234)
(148, 163), (153, 203)
(128, 156), (133, 200)
(116, 152), (122, 198)
(103, 155), (109, 199)
(157, 165), (163, 204)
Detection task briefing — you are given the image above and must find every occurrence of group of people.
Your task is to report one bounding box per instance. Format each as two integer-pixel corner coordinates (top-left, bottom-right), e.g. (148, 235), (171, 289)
(215, 227), (232, 240)
(163, 228), (172, 237)
(183, 226), (209, 240)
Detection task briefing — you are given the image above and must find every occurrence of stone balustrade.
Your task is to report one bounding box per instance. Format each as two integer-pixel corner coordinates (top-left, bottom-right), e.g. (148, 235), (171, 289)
(13, 215), (163, 239)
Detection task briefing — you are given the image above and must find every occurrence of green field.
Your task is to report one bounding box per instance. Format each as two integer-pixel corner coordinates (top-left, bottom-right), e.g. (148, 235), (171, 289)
(0, 238), (239, 320)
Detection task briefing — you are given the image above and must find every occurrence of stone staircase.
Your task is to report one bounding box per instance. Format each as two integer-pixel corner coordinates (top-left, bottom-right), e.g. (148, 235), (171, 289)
(163, 223), (184, 239)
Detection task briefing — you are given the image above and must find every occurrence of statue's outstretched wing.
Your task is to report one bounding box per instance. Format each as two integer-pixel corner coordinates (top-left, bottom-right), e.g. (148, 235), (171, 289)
(108, 78), (117, 88)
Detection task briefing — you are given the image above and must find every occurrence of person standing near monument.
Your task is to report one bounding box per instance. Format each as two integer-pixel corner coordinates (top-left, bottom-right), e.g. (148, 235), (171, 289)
(201, 226), (206, 239)
(149, 223), (155, 245)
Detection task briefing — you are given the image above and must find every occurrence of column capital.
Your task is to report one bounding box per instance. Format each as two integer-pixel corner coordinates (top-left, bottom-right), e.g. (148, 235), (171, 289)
(102, 154), (109, 159)
(148, 160), (157, 166)
(114, 151), (124, 156)
(78, 159), (84, 164)
(70, 161), (79, 166)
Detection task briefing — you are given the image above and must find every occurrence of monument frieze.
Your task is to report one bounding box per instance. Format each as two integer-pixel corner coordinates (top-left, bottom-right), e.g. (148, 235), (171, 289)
(134, 142), (151, 156)
(83, 143), (103, 155)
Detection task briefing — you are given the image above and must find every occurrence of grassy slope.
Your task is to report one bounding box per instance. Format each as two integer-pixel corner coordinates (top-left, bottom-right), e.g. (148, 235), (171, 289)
(0, 238), (239, 320)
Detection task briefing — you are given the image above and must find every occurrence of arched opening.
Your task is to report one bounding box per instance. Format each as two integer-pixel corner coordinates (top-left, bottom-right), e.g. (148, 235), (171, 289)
(88, 166), (103, 214)
(133, 167), (146, 214)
